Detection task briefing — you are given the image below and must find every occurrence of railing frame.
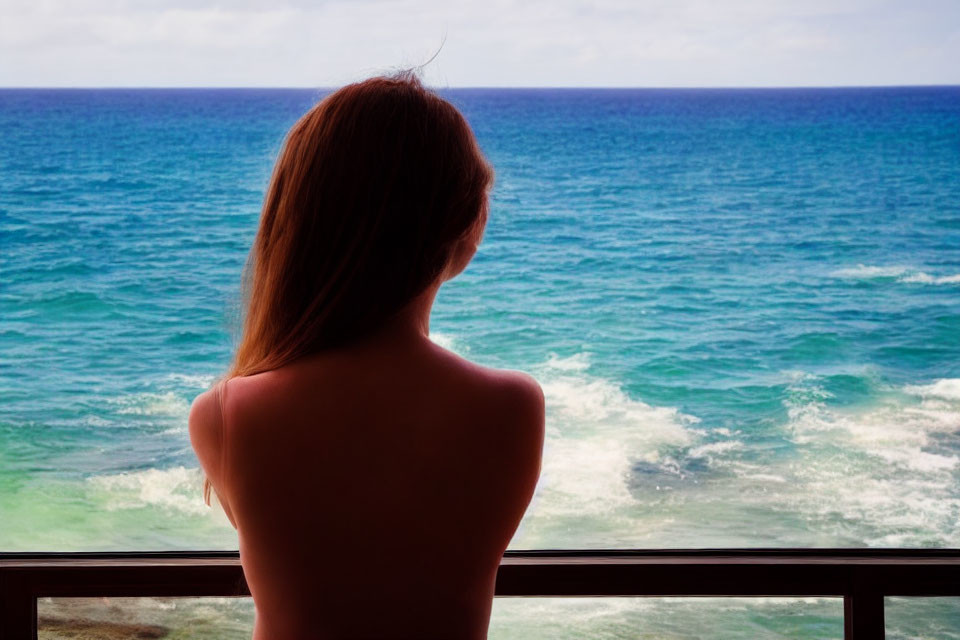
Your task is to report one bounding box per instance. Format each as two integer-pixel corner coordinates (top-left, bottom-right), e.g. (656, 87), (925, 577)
(2, 549), (959, 639)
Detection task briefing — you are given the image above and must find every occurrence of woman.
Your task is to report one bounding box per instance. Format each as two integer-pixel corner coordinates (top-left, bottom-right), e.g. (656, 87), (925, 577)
(188, 72), (545, 639)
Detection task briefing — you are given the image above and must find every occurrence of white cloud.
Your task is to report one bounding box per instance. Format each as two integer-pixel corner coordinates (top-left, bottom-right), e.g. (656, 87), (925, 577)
(0, 0), (957, 86)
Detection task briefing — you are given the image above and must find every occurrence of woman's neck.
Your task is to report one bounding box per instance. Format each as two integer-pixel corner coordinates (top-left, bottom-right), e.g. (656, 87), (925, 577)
(354, 282), (441, 350)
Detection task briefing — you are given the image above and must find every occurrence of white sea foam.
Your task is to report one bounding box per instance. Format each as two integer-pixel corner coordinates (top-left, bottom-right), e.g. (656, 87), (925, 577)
(687, 440), (744, 459)
(491, 597), (644, 634)
(621, 372), (960, 547)
(112, 391), (189, 417)
(87, 466), (210, 516)
(428, 331), (457, 351)
(899, 272), (960, 285)
(831, 264), (912, 279)
(491, 596), (840, 639)
(831, 264), (960, 285)
(737, 472), (788, 484)
(528, 353), (698, 523)
(905, 378), (960, 401)
(107, 374), (217, 431)
(498, 355), (954, 547)
(165, 372), (217, 389)
(763, 378), (960, 545)
(83, 414), (112, 427)
(543, 351), (591, 372)
(789, 400), (958, 472)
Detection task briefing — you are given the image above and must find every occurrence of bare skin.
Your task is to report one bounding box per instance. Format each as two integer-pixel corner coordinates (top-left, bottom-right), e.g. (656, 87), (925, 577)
(189, 240), (545, 639)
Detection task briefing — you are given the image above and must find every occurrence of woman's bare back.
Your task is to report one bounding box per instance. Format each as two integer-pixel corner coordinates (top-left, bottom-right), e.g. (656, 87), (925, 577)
(190, 333), (545, 639)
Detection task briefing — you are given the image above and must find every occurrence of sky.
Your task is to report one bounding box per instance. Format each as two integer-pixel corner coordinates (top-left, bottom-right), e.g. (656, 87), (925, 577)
(1, 0), (958, 87)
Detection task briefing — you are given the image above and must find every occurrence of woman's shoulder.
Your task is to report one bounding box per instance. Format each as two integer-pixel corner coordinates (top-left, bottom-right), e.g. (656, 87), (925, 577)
(473, 365), (546, 478)
(426, 340), (545, 437)
(433, 345), (544, 413)
(191, 341), (545, 438)
(426, 345), (545, 529)
(477, 367), (545, 426)
(188, 373), (286, 465)
(188, 382), (224, 460)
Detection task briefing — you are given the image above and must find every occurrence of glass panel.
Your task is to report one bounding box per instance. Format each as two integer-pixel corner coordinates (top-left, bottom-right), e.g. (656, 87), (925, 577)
(38, 597), (255, 640)
(490, 598), (846, 639)
(4, 87), (959, 551)
(885, 597), (960, 640)
(38, 597), (843, 639)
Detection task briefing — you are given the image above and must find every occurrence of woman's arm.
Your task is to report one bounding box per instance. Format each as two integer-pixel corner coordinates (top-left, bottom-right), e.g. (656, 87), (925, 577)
(188, 385), (238, 529)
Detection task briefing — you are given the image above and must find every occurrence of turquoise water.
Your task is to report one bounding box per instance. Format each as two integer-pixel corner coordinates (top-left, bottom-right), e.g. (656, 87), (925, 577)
(3, 87), (960, 636)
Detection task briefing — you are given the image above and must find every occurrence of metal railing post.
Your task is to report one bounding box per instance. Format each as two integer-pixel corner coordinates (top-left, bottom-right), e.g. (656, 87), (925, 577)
(0, 568), (37, 640)
(844, 588), (884, 640)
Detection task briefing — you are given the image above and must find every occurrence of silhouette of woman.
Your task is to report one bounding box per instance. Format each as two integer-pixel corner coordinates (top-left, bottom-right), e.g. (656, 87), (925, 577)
(189, 72), (545, 639)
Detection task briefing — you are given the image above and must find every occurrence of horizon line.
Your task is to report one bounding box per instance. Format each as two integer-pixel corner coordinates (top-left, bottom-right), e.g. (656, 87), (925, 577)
(1, 83), (959, 91)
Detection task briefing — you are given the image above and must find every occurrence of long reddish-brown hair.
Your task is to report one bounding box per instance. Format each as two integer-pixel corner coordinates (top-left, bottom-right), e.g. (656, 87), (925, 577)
(203, 74), (492, 505)
(230, 72), (494, 378)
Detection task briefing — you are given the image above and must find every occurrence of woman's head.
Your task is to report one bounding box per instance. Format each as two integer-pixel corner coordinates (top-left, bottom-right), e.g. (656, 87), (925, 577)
(230, 72), (493, 377)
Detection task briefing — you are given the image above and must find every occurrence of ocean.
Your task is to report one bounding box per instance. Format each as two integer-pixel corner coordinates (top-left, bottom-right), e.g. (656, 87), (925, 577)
(2, 87), (959, 637)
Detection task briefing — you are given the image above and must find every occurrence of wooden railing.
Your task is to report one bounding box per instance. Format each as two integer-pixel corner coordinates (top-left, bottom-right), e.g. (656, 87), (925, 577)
(2, 549), (959, 639)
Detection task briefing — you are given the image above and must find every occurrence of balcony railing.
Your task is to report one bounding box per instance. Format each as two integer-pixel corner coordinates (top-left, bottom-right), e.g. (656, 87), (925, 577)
(2, 549), (959, 639)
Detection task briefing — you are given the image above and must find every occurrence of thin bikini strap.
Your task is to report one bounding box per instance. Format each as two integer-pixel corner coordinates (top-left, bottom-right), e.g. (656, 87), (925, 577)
(215, 377), (229, 460)
(211, 378), (236, 526)
(206, 378), (229, 508)
(215, 377), (227, 427)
